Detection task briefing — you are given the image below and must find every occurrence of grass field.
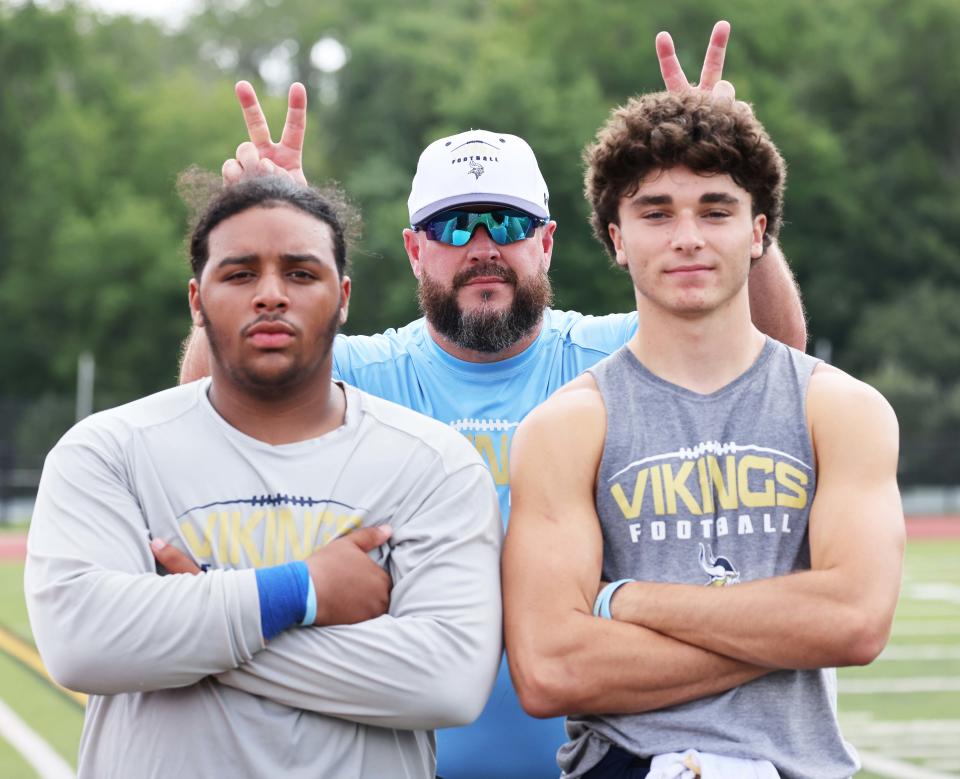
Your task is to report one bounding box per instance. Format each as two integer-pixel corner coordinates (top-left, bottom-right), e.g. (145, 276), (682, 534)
(838, 538), (960, 778)
(0, 559), (83, 778)
(0, 539), (957, 778)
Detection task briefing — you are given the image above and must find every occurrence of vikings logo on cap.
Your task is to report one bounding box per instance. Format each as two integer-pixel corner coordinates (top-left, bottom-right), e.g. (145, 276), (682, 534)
(408, 129), (550, 226)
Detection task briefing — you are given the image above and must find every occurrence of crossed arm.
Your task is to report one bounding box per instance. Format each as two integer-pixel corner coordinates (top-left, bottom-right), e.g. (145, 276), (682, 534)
(502, 367), (903, 719)
(503, 375), (770, 718)
(608, 365), (904, 669)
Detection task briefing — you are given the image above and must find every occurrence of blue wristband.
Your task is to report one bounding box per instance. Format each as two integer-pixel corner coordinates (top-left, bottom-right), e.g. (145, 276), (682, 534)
(593, 579), (635, 619)
(254, 561), (311, 641)
(300, 574), (317, 626)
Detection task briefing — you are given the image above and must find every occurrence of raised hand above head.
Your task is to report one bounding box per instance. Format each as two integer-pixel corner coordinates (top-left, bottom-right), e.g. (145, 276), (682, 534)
(656, 20), (734, 99)
(222, 81), (309, 186)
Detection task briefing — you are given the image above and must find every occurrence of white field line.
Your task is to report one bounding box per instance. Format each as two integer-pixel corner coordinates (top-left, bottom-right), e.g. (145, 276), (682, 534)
(879, 745), (960, 759)
(850, 741), (960, 756)
(0, 697), (75, 779)
(858, 750), (960, 779)
(844, 718), (960, 775)
(878, 645), (960, 660)
(890, 621), (960, 636)
(926, 759), (960, 773)
(849, 735), (960, 748)
(840, 677), (960, 694)
(842, 718), (960, 736)
(901, 583), (960, 603)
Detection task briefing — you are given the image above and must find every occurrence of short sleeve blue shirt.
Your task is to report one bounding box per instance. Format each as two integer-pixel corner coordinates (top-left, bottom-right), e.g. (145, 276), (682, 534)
(333, 308), (637, 779)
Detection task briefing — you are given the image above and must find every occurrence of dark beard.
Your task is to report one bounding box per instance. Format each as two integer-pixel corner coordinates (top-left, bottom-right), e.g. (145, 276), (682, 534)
(418, 262), (553, 353)
(202, 304), (341, 399)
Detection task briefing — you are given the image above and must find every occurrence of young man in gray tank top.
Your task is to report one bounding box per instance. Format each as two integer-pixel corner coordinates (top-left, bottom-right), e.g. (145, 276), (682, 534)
(503, 91), (904, 778)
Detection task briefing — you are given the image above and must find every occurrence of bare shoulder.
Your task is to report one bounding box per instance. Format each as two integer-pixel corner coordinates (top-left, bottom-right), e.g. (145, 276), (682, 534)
(809, 363), (897, 426)
(512, 371), (607, 483)
(517, 372), (605, 439)
(807, 363), (899, 456)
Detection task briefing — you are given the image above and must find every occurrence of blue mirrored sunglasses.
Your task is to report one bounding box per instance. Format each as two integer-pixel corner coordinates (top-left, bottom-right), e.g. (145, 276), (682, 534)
(416, 208), (546, 247)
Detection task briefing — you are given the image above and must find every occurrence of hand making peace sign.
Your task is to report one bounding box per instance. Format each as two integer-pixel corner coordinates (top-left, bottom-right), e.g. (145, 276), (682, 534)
(657, 20), (736, 102)
(222, 80), (309, 185)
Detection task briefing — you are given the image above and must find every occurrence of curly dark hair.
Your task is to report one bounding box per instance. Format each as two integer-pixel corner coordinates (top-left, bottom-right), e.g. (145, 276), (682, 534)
(177, 168), (360, 279)
(584, 91), (785, 259)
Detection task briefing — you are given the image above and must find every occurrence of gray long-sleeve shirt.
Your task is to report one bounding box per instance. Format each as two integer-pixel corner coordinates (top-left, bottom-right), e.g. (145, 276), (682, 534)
(25, 380), (502, 779)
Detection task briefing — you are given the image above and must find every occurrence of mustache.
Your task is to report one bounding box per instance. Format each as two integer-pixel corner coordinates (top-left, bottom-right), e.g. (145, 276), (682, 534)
(239, 313), (299, 338)
(453, 262), (518, 289)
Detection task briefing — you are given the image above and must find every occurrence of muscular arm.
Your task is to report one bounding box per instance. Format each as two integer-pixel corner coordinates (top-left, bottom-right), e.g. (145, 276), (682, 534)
(502, 374), (770, 719)
(612, 366), (904, 669)
(748, 240), (807, 350)
(214, 461), (503, 729)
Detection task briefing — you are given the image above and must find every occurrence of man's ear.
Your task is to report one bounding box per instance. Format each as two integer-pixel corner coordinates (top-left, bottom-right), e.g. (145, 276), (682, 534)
(339, 275), (351, 325)
(609, 223), (627, 267)
(751, 214), (767, 260)
(539, 220), (557, 272)
(188, 279), (204, 328)
(402, 228), (423, 280)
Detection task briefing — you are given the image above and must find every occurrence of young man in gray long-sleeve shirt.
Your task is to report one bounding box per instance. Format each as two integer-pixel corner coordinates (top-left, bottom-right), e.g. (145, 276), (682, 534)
(25, 177), (502, 779)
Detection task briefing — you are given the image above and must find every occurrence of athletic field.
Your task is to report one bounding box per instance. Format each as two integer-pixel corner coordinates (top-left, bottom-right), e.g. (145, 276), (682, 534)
(0, 523), (957, 778)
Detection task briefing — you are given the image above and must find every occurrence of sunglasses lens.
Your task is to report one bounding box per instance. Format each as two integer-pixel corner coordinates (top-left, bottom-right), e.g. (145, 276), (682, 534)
(423, 213), (472, 246)
(422, 210), (540, 246)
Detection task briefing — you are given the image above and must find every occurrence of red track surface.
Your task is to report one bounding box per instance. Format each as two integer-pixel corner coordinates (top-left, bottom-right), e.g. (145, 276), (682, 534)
(0, 534), (27, 560)
(904, 515), (960, 539)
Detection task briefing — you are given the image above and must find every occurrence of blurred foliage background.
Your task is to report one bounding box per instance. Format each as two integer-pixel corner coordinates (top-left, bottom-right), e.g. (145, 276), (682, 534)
(1, 0), (958, 487)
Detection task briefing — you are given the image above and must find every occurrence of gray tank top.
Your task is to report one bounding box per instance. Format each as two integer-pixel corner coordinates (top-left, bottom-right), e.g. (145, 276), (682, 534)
(558, 338), (858, 779)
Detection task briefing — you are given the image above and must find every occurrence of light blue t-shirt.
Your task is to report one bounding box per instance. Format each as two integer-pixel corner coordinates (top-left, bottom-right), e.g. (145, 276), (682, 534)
(333, 308), (637, 779)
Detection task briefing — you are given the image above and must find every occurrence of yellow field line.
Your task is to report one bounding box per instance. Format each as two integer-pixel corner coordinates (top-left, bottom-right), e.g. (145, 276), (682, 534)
(0, 626), (87, 708)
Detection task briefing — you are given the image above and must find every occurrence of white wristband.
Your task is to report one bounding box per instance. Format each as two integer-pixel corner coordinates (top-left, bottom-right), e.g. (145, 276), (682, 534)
(592, 579), (635, 619)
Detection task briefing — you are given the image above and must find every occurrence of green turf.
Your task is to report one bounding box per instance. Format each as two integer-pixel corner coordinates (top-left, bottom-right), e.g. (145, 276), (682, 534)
(0, 560), (83, 775)
(842, 690), (960, 720)
(842, 659), (959, 678)
(0, 736), (39, 779)
(838, 538), (960, 776)
(0, 561), (32, 645)
(0, 650), (83, 770)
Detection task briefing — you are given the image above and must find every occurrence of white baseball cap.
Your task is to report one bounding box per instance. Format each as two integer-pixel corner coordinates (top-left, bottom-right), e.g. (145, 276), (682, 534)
(408, 129), (550, 225)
